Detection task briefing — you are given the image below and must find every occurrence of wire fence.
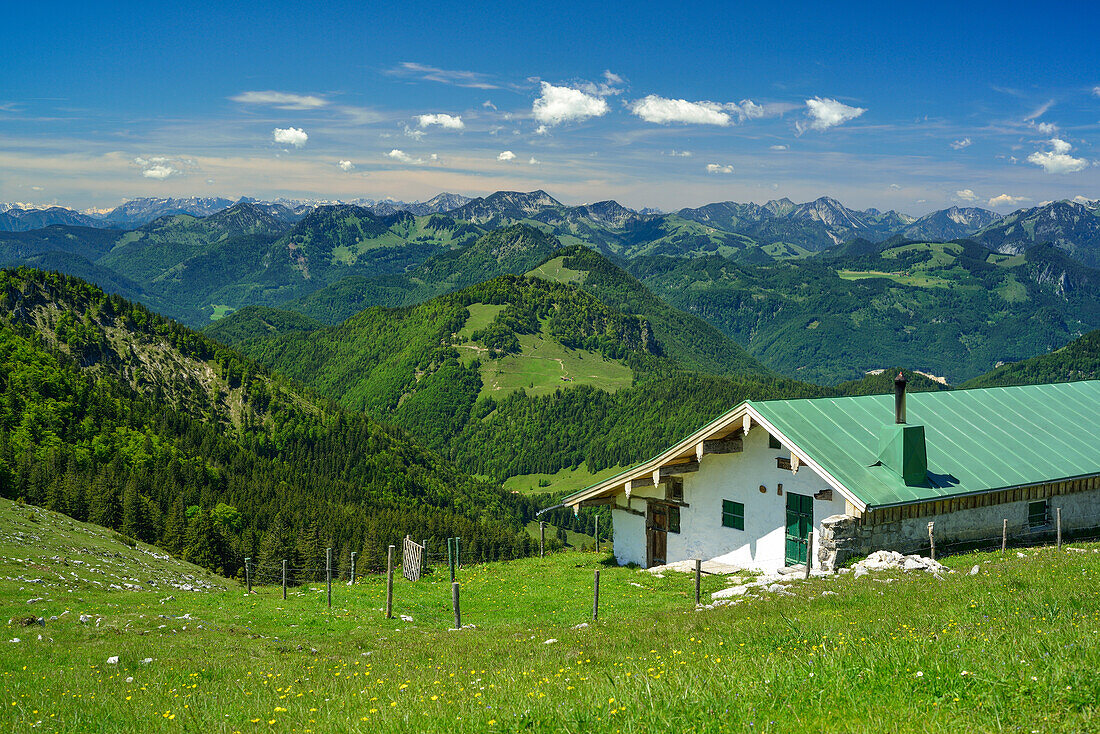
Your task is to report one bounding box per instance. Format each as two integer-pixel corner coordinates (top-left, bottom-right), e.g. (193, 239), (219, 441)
(231, 507), (1100, 630)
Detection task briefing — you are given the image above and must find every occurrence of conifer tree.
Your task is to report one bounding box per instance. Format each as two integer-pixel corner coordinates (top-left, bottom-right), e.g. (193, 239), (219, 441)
(162, 496), (188, 554)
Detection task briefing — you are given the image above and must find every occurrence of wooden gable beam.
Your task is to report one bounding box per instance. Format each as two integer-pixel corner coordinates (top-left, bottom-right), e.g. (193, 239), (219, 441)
(696, 437), (743, 461)
(653, 460), (700, 485)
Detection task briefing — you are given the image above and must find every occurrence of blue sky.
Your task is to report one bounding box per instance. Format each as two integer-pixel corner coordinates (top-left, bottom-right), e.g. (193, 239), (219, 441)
(2, 0), (1098, 213)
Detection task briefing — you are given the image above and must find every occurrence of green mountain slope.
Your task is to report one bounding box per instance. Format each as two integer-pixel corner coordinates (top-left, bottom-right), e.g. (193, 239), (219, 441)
(962, 330), (1100, 388)
(0, 267), (537, 577)
(629, 239), (1100, 384)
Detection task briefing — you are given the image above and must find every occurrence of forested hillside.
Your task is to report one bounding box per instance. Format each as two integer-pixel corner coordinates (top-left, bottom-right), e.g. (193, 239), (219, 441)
(630, 239), (1100, 383)
(962, 330), (1100, 388)
(0, 268), (538, 579)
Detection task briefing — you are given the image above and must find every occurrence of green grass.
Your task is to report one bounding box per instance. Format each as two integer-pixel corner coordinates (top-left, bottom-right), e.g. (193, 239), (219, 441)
(475, 334), (633, 401)
(504, 464), (627, 497)
(209, 304), (235, 321)
(523, 520), (595, 550)
(3, 497), (1100, 732)
(836, 269), (957, 288)
(527, 256), (588, 286)
(456, 303), (506, 341)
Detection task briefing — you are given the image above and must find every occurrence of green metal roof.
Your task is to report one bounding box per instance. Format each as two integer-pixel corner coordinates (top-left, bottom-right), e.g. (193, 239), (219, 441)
(750, 380), (1100, 509)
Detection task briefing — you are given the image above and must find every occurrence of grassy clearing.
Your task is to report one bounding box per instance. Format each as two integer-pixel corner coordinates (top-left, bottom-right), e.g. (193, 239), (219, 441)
(457, 303), (506, 341)
(504, 464), (627, 497)
(836, 270), (958, 288)
(476, 334), (633, 401)
(209, 304), (235, 321)
(3, 499), (1100, 732)
(527, 257), (588, 286)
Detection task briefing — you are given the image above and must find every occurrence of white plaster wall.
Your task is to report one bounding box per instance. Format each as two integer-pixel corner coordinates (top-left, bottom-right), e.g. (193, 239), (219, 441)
(611, 506), (646, 566)
(611, 427), (850, 571)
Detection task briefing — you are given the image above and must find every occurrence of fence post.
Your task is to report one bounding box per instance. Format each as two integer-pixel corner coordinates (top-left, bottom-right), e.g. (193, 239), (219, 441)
(540, 522), (546, 557)
(927, 521), (935, 561)
(804, 531), (814, 580)
(593, 569), (600, 621)
(422, 539), (428, 577)
(1002, 519), (1008, 554)
(447, 538), (455, 583)
(694, 559), (701, 606)
(452, 582), (461, 630)
(326, 548), (332, 609)
(385, 544), (395, 619)
(282, 559), (287, 600)
(244, 557), (251, 594)
(350, 551), (357, 584)
(1056, 507), (1062, 550)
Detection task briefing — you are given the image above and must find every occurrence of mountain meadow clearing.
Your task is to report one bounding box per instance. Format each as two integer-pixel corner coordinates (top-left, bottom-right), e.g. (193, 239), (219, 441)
(2, 497), (1099, 733)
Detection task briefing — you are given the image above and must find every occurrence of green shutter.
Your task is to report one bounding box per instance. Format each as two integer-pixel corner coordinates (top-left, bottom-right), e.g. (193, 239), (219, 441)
(722, 500), (744, 530)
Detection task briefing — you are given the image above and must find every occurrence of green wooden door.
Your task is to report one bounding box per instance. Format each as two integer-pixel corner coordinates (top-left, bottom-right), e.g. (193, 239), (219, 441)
(785, 493), (813, 566)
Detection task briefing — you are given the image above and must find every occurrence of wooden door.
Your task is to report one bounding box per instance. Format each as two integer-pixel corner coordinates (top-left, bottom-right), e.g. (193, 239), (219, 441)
(647, 503), (669, 567)
(785, 492), (813, 566)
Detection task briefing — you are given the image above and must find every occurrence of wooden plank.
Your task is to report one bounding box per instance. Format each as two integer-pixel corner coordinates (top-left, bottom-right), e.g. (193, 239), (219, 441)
(696, 437), (743, 460)
(653, 461), (700, 485)
(579, 497), (615, 508)
(614, 503), (645, 517)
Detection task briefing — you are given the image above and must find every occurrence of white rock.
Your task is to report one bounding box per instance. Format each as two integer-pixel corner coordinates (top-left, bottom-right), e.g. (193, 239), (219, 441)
(969, 565), (980, 576)
(79, 614), (91, 624)
(141, 658), (153, 664)
(9, 638), (20, 643)
(543, 638), (558, 645)
(853, 567), (869, 579)
(712, 584), (749, 599)
(571, 622), (589, 630)
(399, 615), (413, 622)
(821, 590), (838, 596)
(125, 676), (133, 683)
(107, 656), (119, 664)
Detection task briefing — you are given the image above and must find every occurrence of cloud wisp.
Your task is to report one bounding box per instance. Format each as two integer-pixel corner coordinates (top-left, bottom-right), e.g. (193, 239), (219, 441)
(338, 160), (354, 171)
(389, 62), (498, 89)
(532, 82), (610, 127)
(231, 91), (328, 109)
(988, 193), (1029, 207)
(416, 113), (465, 129)
(955, 188), (979, 202)
(497, 150), (517, 161)
(950, 138), (972, 150)
(705, 163), (734, 174)
(133, 156), (185, 179)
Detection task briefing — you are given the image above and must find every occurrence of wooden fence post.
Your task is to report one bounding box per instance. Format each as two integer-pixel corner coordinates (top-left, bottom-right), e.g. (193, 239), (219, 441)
(540, 522), (546, 557)
(326, 548), (332, 609)
(282, 559), (287, 600)
(422, 539), (428, 576)
(592, 569), (601, 621)
(244, 557), (251, 594)
(1001, 519), (1008, 554)
(1056, 507), (1062, 550)
(927, 522), (935, 561)
(447, 538), (455, 583)
(452, 582), (461, 630)
(805, 531), (814, 579)
(350, 551), (357, 584)
(694, 559), (701, 606)
(385, 544), (395, 619)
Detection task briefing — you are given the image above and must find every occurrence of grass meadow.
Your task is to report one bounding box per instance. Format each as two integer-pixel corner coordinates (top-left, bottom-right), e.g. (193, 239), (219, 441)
(2, 498), (1099, 732)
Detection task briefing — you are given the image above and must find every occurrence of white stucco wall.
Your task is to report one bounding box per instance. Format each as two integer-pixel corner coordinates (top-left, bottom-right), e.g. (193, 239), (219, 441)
(611, 427), (850, 571)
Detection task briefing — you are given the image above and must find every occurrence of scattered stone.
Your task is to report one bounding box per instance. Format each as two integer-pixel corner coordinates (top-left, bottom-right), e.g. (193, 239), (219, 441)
(26, 598), (44, 604)
(399, 615), (413, 622)
(543, 638), (558, 645)
(853, 567), (869, 579)
(571, 623), (589, 630)
(712, 584), (749, 599)
(79, 614), (91, 624)
(125, 677), (133, 683)
(820, 590), (838, 596)
(9, 638), (20, 643)
(1016, 552), (1027, 558)
(969, 565), (980, 576)
(106, 656), (119, 665)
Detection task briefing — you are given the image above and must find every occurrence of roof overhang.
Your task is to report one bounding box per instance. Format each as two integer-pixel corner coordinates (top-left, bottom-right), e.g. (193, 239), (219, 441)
(563, 401), (868, 512)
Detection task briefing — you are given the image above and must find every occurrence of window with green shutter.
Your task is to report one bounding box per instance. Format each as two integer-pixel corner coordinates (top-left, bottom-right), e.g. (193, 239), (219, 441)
(668, 505), (681, 534)
(722, 500), (744, 530)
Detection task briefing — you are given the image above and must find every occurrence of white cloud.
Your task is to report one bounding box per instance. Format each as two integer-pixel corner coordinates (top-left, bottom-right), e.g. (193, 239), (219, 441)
(667, 150), (693, 157)
(705, 163), (734, 174)
(956, 189), (979, 202)
(532, 82), (609, 126)
(769, 144), (788, 151)
(386, 149), (425, 165)
(950, 138), (972, 150)
(416, 113), (465, 129)
(272, 127), (308, 148)
(1027, 138), (1089, 174)
(576, 70), (626, 97)
(231, 91), (328, 109)
(1094, 86), (1100, 97)
(988, 193), (1028, 207)
(1023, 100), (1054, 121)
(534, 124), (550, 136)
(629, 95), (730, 126)
(528, 157), (540, 165)
(1031, 121), (1057, 135)
(338, 160), (354, 171)
(888, 183), (901, 190)
(133, 155), (188, 180)
(497, 150), (517, 161)
(403, 125), (426, 141)
(797, 97), (866, 133)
